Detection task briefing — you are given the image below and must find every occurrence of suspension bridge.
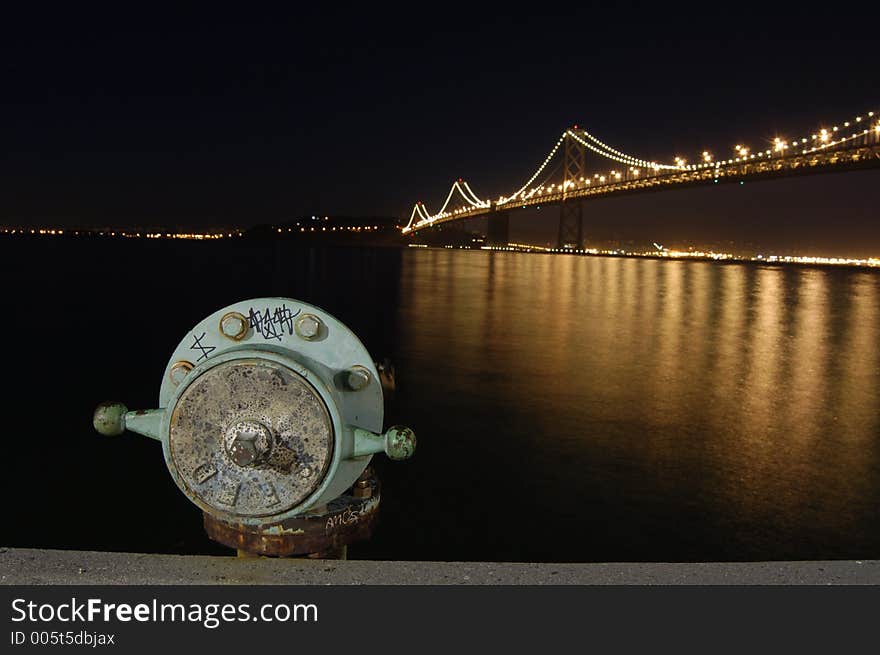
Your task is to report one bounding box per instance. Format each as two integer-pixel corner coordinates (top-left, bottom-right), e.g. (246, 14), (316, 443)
(403, 108), (880, 248)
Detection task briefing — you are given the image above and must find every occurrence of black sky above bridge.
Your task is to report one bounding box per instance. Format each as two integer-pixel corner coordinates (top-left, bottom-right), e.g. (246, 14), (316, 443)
(1, 3), (877, 254)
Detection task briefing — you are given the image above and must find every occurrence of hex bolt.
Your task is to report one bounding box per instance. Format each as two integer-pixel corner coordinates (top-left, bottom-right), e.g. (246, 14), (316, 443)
(169, 360), (194, 386)
(220, 312), (249, 340)
(352, 478), (372, 499)
(224, 420), (273, 468)
(347, 366), (372, 391)
(229, 435), (258, 467)
(295, 314), (323, 340)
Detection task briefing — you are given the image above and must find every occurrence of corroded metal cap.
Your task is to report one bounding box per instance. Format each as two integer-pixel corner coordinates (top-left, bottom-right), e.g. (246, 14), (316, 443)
(168, 359), (334, 518)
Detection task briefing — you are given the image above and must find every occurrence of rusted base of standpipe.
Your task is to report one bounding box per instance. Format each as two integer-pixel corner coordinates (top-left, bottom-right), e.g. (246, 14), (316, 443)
(204, 469), (380, 559)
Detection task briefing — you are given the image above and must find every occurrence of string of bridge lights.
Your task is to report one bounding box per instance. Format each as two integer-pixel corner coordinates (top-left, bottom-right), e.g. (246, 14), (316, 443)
(679, 109), (877, 170)
(566, 130), (661, 170)
(408, 126), (672, 226)
(454, 180), (485, 208)
(408, 123), (678, 225)
(409, 203), (431, 223)
(496, 130), (676, 206)
(406, 128), (666, 227)
(408, 179), (490, 227)
(460, 181), (486, 206)
(572, 128), (677, 170)
(403, 107), (879, 233)
(503, 135), (567, 203)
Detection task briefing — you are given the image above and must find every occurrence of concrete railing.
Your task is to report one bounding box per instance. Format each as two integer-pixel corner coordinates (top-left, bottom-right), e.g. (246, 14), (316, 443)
(2, 548), (879, 585)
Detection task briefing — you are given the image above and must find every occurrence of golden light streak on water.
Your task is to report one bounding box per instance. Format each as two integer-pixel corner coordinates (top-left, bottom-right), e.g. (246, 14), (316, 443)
(398, 249), (880, 558)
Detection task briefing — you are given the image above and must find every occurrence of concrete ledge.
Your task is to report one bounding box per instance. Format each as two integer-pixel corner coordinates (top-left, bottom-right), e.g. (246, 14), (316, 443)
(2, 548), (879, 585)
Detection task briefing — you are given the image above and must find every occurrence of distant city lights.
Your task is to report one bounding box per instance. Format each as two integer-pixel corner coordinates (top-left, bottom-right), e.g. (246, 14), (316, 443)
(0, 227), (241, 239)
(4, 224), (877, 269)
(471, 244), (880, 268)
(1, 220), (392, 240)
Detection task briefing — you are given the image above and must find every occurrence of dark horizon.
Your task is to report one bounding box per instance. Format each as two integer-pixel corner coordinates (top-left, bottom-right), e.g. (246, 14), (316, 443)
(1, 4), (877, 253)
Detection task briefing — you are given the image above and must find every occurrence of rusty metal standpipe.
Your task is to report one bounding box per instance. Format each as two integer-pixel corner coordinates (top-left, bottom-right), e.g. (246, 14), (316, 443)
(93, 297), (415, 557)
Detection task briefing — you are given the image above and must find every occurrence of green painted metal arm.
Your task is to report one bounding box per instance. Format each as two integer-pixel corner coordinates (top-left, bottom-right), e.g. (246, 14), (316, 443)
(124, 409), (164, 441)
(93, 402), (164, 441)
(94, 402), (416, 459)
(351, 426), (416, 461)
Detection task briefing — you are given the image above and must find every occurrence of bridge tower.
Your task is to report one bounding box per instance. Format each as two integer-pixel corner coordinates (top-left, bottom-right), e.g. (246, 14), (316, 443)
(557, 131), (586, 249)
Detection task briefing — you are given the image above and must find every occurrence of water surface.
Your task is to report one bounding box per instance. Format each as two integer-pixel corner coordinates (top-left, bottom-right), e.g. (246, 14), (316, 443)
(5, 240), (879, 561)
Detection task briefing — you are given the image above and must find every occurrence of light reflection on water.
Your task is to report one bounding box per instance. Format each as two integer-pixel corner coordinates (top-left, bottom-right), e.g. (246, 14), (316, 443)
(6, 239), (878, 562)
(391, 249), (880, 561)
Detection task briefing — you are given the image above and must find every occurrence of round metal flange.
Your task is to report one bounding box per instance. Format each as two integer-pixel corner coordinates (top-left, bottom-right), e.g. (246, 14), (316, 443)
(168, 358), (334, 518)
(158, 298), (383, 435)
(154, 298), (387, 524)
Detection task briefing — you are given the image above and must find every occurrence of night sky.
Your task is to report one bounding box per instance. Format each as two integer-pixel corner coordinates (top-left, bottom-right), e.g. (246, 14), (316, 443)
(1, 4), (877, 254)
